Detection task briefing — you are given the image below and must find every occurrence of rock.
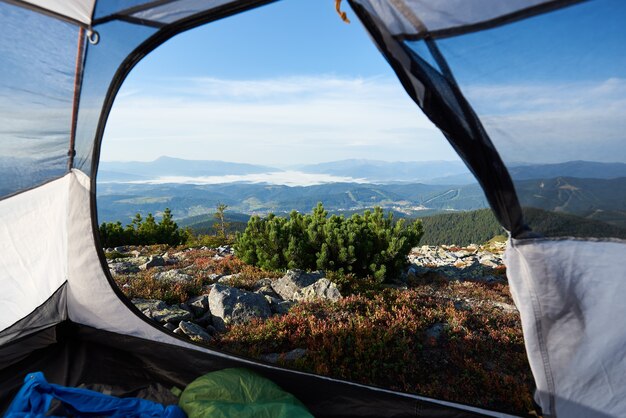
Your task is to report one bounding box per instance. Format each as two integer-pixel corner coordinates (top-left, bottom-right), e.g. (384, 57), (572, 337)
(217, 273), (241, 284)
(271, 270), (325, 300)
(261, 348), (307, 364)
(113, 246), (128, 253)
(253, 278), (273, 290)
(264, 296), (293, 315)
(194, 311), (213, 327)
(173, 327), (184, 335)
(130, 250), (141, 258)
(426, 322), (446, 342)
(293, 278), (342, 302)
(187, 294), (210, 317)
(139, 255), (165, 270)
(163, 322), (178, 331)
(453, 299), (471, 311)
(179, 321), (212, 343)
(493, 301), (518, 312)
(132, 298), (166, 312)
(134, 299), (192, 324)
(256, 285), (280, 299)
(217, 245), (233, 255)
(479, 255), (499, 268)
(108, 261), (140, 276)
(153, 269), (193, 283)
(209, 284), (271, 332)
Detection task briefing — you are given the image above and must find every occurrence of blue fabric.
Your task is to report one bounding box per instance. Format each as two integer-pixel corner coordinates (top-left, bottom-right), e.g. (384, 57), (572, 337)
(5, 372), (186, 418)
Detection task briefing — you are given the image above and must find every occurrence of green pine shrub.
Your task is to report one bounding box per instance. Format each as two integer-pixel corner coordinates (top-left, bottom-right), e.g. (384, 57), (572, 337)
(99, 208), (188, 247)
(235, 203), (423, 281)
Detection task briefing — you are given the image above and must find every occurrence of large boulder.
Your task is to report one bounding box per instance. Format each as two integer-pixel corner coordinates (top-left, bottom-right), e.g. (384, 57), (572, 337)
(293, 278), (341, 302)
(209, 284), (271, 332)
(271, 270), (325, 300)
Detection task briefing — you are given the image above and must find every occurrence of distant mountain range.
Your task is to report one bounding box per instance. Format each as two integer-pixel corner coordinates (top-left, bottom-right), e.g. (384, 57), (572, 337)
(98, 157), (626, 184)
(93, 157), (626, 237)
(98, 156), (278, 182)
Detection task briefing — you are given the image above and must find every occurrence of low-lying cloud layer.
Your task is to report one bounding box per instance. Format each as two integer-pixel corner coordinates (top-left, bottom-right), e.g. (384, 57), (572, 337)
(108, 171), (368, 187)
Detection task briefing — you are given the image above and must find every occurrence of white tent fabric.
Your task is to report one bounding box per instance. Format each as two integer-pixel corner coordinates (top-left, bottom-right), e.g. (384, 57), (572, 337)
(0, 175), (68, 331)
(1, 1), (625, 417)
(19, 0), (95, 25)
(506, 238), (626, 417)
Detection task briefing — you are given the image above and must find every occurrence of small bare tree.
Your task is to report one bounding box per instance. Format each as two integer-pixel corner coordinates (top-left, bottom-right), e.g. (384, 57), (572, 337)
(214, 203), (229, 240)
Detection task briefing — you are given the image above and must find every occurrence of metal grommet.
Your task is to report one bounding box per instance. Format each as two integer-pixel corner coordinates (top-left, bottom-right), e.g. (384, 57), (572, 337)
(87, 30), (100, 45)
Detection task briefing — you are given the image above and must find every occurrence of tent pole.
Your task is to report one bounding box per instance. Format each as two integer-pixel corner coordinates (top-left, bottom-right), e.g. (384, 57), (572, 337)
(68, 27), (86, 171)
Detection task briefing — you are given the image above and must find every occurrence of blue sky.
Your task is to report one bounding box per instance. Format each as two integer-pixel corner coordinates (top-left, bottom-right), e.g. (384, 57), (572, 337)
(100, 0), (453, 165)
(101, 0), (626, 165)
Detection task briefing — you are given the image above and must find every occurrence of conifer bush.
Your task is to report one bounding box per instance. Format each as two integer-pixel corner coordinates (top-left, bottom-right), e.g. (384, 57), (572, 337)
(99, 208), (187, 247)
(235, 203), (423, 281)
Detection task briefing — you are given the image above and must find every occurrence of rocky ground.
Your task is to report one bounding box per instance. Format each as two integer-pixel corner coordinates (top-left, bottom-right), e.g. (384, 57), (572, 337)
(105, 240), (534, 414)
(106, 240), (515, 357)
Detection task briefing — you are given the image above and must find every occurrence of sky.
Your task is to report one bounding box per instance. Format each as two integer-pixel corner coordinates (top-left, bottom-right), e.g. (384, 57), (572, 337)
(100, 0), (454, 165)
(100, 0), (626, 165)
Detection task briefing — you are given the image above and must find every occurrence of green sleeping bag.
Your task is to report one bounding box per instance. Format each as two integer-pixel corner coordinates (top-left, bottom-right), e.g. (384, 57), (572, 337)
(179, 368), (314, 418)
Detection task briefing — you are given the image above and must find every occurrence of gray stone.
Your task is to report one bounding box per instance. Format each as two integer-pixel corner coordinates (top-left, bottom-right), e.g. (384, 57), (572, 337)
(187, 294), (210, 317)
(209, 284), (271, 332)
(153, 269), (193, 283)
(139, 255), (166, 270)
(132, 298), (166, 312)
(113, 246), (128, 253)
(293, 278), (342, 302)
(271, 270), (325, 300)
(143, 304), (192, 324)
(217, 273), (241, 284)
(253, 278), (273, 290)
(179, 321), (212, 343)
(426, 322), (446, 341)
(108, 262), (140, 276)
(264, 296), (293, 315)
(207, 273), (223, 281)
(492, 301), (518, 312)
(256, 285), (280, 299)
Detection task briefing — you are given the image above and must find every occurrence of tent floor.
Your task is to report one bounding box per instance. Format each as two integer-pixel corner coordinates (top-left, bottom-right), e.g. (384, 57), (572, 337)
(0, 322), (507, 417)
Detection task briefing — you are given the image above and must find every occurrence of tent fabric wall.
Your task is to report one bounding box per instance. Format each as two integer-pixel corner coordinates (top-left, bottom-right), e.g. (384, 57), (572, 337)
(506, 238), (626, 417)
(0, 175), (69, 332)
(1, 1), (625, 417)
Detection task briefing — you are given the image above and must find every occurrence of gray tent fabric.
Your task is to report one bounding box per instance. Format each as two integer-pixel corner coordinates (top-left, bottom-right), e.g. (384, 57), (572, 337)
(0, 1), (625, 417)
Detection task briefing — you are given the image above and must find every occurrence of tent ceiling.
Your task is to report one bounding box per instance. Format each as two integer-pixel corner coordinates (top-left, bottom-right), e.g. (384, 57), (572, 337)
(14, 0), (95, 26)
(349, 0), (577, 38)
(8, 0), (578, 37)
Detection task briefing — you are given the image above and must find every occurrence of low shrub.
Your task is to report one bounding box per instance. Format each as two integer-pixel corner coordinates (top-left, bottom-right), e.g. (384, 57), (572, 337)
(235, 203), (423, 281)
(217, 282), (534, 414)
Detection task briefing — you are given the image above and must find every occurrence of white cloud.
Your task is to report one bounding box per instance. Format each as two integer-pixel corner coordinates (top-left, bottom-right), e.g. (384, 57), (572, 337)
(108, 171), (369, 187)
(101, 75), (453, 164)
(464, 78), (626, 163)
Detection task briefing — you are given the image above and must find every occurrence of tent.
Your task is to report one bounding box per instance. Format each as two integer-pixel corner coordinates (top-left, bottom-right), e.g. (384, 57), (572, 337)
(1, 0), (624, 416)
